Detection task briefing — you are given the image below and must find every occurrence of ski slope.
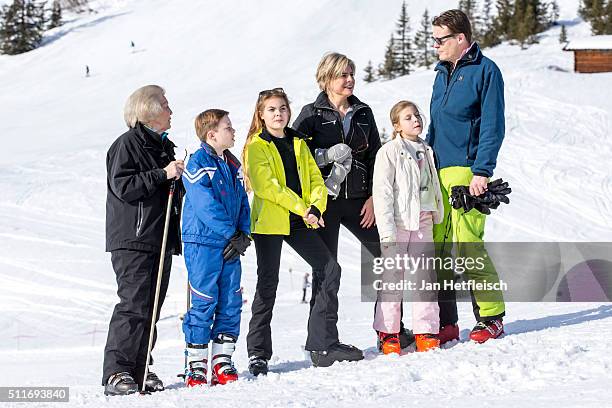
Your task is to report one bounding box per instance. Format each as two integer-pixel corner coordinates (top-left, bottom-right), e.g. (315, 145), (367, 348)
(0, 0), (611, 407)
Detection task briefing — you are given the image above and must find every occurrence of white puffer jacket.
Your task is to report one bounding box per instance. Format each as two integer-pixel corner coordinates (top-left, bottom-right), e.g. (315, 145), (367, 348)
(372, 137), (444, 243)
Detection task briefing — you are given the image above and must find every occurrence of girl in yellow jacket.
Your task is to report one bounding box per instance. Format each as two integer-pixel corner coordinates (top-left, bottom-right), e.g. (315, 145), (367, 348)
(243, 88), (364, 374)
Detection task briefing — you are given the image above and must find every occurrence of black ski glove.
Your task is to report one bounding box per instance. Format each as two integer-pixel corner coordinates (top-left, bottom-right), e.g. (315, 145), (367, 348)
(450, 178), (512, 215)
(222, 231), (252, 261)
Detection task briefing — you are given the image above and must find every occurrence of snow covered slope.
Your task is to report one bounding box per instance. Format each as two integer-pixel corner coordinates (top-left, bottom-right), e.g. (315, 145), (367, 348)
(0, 0), (611, 407)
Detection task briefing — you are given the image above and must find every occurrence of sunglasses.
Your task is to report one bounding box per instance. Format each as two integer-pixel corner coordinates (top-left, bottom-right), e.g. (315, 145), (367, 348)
(258, 87), (286, 98)
(432, 33), (456, 45)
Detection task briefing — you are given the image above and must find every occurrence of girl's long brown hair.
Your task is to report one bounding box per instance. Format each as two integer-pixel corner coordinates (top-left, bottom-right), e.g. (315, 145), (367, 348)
(241, 89), (292, 191)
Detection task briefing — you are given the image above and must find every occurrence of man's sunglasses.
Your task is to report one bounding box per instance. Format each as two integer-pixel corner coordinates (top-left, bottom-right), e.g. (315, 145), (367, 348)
(432, 33), (456, 45)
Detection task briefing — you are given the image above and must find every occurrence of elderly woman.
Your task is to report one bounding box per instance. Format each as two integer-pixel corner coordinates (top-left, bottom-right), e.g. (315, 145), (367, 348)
(293, 52), (413, 351)
(102, 85), (185, 396)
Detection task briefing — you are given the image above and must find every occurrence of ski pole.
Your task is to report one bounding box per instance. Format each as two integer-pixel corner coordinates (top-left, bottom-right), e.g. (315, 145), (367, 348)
(141, 180), (176, 394)
(179, 274), (191, 380)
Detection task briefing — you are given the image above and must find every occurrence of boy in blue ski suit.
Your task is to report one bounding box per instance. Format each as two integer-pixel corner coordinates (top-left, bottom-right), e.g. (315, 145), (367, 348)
(181, 109), (251, 386)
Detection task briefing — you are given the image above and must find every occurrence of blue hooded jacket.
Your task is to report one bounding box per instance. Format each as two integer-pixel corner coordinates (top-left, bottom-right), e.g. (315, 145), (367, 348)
(182, 142), (250, 248)
(426, 43), (505, 177)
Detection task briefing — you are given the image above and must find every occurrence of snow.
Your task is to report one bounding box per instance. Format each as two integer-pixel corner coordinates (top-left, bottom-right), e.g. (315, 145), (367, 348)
(0, 0), (611, 407)
(565, 35), (612, 50)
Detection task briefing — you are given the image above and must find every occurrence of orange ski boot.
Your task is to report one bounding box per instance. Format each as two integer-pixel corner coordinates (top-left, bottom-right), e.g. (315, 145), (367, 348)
(415, 333), (440, 352)
(377, 332), (401, 355)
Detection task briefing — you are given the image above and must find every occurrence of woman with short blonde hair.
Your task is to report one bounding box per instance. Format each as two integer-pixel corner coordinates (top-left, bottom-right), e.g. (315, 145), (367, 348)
(293, 52), (415, 351)
(315, 52), (356, 93)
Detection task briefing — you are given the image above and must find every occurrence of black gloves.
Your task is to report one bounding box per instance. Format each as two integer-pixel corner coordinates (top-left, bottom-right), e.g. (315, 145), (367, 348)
(222, 231), (252, 261)
(450, 178), (512, 215)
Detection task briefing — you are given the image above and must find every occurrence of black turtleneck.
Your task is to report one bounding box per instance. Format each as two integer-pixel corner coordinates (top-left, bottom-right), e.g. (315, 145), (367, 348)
(267, 129), (302, 197)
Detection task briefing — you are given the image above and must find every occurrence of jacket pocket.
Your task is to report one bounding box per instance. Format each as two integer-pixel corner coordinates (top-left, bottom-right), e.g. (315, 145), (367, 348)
(135, 201), (144, 237)
(348, 159), (368, 194)
(353, 122), (370, 153)
(466, 119), (474, 160)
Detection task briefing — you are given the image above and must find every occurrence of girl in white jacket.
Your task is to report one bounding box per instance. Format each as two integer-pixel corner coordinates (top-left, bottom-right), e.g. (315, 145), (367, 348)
(372, 101), (444, 354)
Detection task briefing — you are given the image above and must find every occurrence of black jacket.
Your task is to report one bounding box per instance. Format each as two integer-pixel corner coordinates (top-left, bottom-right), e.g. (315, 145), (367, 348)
(292, 92), (381, 199)
(105, 122), (184, 254)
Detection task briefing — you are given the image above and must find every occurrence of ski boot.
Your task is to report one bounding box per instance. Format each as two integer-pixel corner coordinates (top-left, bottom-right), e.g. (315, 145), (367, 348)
(248, 356), (269, 377)
(377, 331), (401, 355)
(399, 326), (415, 349)
(469, 319), (504, 343)
(104, 372), (138, 396)
(185, 343), (208, 387)
(310, 342), (364, 367)
(415, 334), (440, 352)
(211, 334), (238, 385)
(438, 323), (460, 345)
(144, 371), (164, 392)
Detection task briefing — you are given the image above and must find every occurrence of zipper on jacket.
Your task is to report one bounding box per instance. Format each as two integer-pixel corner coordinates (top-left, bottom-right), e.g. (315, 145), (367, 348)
(466, 119), (474, 160)
(441, 58), (474, 107)
(135, 201), (144, 237)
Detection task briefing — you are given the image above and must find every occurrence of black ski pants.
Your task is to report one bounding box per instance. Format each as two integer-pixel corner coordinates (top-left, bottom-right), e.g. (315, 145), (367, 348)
(312, 197), (408, 333)
(247, 229), (341, 359)
(102, 249), (172, 386)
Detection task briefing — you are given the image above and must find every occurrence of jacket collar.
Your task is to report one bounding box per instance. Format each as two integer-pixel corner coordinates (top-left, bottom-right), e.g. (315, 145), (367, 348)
(313, 91), (369, 112)
(258, 126), (308, 143)
(200, 141), (242, 170)
(135, 122), (176, 151)
(393, 136), (432, 161)
(434, 42), (482, 74)
(200, 141), (219, 157)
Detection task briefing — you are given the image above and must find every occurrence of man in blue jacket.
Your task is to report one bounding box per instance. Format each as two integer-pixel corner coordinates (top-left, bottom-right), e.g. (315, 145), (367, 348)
(181, 109), (251, 387)
(426, 9), (506, 344)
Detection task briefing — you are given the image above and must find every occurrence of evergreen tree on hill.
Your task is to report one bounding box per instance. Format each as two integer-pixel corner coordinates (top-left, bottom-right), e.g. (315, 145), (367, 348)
(414, 8), (435, 68)
(48, 0), (61, 29)
(393, 0), (415, 76)
(0, 0), (47, 55)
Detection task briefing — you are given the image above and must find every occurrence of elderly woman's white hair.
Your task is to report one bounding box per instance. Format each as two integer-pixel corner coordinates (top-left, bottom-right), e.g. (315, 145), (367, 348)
(123, 85), (166, 128)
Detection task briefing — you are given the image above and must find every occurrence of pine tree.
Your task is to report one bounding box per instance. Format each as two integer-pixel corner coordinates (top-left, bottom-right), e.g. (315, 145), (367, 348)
(512, 1), (528, 47)
(378, 34), (399, 80)
(559, 23), (567, 43)
(492, 0), (513, 41)
(480, 0), (500, 47)
(604, 0), (612, 34)
(511, 0), (545, 46)
(393, 0), (415, 76)
(458, 0), (480, 40)
(380, 128), (391, 144)
(62, 0), (89, 13)
(579, 0), (595, 20)
(0, 0), (47, 55)
(548, 0), (560, 25)
(414, 9), (434, 68)
(590, 0), (612, 35)
(48, 0), (61, 29)
(363, 60), (377, 83)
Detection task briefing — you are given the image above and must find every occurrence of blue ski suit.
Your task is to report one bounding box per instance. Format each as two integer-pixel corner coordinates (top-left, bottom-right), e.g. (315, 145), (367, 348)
(181, 142), (250, 344)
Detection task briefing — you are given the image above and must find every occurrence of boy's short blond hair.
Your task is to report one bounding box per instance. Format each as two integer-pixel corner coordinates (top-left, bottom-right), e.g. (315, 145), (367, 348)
(194, 109), (229, 142)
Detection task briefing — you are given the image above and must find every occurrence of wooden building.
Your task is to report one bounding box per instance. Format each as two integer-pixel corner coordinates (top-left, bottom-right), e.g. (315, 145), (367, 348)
(564, 36), (612, 73)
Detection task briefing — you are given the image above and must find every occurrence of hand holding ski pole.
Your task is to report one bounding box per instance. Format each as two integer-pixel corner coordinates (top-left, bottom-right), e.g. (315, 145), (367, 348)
(164, 160), (185, 180)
